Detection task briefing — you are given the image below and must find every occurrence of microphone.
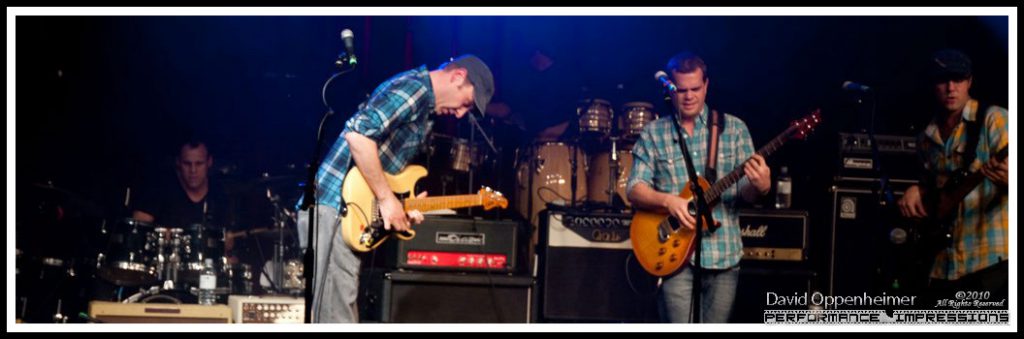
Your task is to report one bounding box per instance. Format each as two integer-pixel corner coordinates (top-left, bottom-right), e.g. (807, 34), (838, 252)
(336, 29), (357, 67)
(654, 70), (678, 92)
(841, 81), (871, 92)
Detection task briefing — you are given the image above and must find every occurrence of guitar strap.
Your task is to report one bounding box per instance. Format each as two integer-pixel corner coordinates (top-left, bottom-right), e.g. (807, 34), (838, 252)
(670, 109), (722, 182)
(705, 109), (722, 182)
(962, 100), (990, 170)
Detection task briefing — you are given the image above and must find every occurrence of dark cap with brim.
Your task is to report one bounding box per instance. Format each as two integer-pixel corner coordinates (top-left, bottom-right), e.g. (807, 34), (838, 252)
(449, 54), (494, 115)
(929, 49), (973, 82)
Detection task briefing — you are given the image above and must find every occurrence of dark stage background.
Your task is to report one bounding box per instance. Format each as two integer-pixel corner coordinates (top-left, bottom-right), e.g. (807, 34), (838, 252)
(17, 15), (1008, 207)
(15, 16), (1009, 305)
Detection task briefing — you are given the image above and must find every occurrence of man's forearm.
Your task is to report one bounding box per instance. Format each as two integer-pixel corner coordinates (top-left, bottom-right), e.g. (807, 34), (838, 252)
(628, 183), (673, 213)
(741, 183), (764, 203)
(345, 132), (394, 200)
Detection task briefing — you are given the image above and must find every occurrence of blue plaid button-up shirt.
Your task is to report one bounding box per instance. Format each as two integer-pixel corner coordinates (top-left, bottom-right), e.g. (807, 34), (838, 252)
(626, 105), (756, 269)
(299, 65), (435, 211)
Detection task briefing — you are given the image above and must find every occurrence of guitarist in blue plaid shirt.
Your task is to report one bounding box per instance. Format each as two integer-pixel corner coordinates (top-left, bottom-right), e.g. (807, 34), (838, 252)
(627, 52), (772, 323)
(296, 55), (494, 323)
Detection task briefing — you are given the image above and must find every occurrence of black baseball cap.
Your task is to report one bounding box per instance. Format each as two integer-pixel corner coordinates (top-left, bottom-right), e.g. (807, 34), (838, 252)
(929, 49), (973, 82)
(448, 54), (494, 115)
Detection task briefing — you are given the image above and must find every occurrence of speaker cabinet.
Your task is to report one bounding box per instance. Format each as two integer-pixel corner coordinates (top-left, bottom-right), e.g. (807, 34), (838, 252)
(359, 270), (533, 323)
(829, 184), (927, 297)
(731, 265), (817, 323)
(537, 209), (659, 322)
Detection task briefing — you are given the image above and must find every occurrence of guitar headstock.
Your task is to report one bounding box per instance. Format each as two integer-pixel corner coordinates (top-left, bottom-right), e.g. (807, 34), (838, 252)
(789, 109), (822, 140)
(478, 187), (509, 210)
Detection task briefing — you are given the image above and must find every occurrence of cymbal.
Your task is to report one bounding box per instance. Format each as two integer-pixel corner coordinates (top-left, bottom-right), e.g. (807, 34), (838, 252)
(21, 181), (103, 217)
(31, 181), (81, 197)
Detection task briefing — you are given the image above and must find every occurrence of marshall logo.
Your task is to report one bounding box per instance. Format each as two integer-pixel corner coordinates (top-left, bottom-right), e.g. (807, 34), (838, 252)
(435, 232), (485, 246)
(741, 224), (768, 238)
(737, 210), (808, 261)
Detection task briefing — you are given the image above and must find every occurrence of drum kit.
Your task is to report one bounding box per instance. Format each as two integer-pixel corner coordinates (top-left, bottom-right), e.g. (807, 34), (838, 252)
(95, 218), (229, 289)
(93, 213), (305, 305)
(515, 99), (659, 228)
(16, 176), (306, 322)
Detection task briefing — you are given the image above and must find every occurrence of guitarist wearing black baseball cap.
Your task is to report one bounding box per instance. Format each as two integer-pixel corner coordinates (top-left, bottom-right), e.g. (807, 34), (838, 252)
(897, 49), (1008, 309)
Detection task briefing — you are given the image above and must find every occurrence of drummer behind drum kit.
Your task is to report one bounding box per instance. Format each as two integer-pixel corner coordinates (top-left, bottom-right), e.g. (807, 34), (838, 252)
(515, 99), (658, 229)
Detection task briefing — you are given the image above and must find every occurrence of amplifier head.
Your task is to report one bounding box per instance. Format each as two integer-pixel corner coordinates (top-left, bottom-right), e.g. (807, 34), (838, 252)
(739, 209), (809, 262)
(227, 295), (304, 323)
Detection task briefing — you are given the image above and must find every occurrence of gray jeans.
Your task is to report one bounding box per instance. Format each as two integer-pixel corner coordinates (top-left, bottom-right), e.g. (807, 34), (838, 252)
(658, 265), (740, 323)
(297, 205), (361, 323)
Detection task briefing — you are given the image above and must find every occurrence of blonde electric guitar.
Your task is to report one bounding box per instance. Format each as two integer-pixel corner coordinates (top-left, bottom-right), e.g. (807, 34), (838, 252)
(630, 110), (820, 276)
(340, 165), (509, 252)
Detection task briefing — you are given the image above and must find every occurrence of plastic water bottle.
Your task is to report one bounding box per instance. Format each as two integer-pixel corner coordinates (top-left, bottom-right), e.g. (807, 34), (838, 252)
(198, 258), (217, 305)
(774, 166), (792, 209)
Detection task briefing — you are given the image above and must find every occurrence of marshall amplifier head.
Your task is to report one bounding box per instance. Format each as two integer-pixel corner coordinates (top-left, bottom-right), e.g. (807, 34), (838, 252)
(738, 209), (809, 262)
(372, 216), (523, 274)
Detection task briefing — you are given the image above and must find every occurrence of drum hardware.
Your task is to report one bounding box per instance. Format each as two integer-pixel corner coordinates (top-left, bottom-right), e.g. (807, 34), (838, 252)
(252, 186), (302, 295)
(608, 137), (621, 205)
(586, 137), (634, 210)
(570, 138), (580, 209)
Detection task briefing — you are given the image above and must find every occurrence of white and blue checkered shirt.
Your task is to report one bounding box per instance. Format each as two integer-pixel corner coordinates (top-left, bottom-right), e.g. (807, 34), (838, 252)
(627, 105), (755, 269)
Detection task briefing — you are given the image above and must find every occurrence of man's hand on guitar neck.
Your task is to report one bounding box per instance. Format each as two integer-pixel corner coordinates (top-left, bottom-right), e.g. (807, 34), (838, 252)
(980, 157), (1008, 187)
(741, 154), (772, 202)
(379, 191), (428, 232)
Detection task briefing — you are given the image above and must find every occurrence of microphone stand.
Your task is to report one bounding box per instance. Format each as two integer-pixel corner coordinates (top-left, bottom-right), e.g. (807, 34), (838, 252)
(267, 188), (285, 294)
(858, 90), (895, 206)
(855, 89), (900, 290)
(666, 99), (716, 324)
(300, 60), (355, 323)
(466, 113), (499, 217)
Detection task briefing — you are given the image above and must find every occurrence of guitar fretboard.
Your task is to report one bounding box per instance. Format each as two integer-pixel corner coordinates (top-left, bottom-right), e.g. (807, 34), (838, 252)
(403, 194), (482, 211)
(704, 124), (797, 203)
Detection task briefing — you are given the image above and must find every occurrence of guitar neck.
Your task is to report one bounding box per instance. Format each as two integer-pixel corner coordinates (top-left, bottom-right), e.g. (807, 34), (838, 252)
(403, 194), (482, 212)
(942, 146), (1009, 204)
(704, 125), (796, 202)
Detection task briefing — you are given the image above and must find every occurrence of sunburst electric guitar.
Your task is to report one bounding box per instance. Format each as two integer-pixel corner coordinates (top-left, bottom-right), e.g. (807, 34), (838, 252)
(340, 165), (509, 252)
(630, 110), (821, 276)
